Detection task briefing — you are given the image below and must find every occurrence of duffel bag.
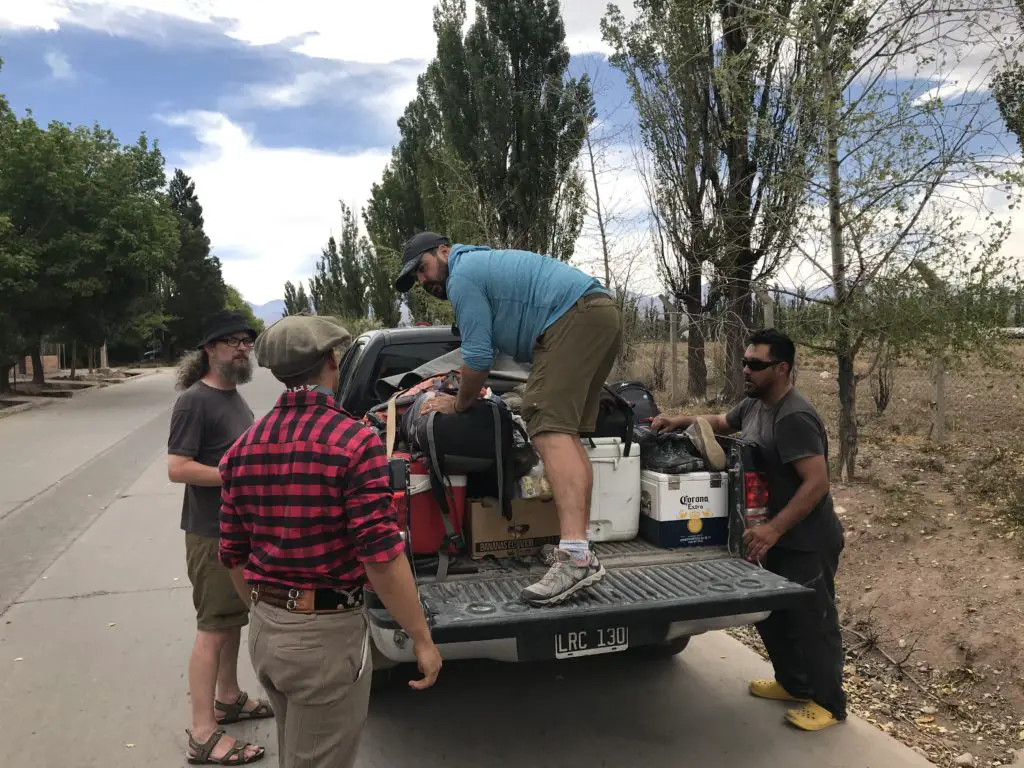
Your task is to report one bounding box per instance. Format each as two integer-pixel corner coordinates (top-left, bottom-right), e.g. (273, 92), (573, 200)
(581, 385), (639, 456)
(609, 380), (660, 424)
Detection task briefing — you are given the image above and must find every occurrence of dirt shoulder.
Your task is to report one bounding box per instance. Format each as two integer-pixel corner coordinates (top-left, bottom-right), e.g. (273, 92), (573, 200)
(649, 344), (1024, 768)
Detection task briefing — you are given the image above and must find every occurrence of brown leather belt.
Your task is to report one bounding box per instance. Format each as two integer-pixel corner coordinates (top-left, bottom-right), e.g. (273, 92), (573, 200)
(250, 583), (364, 614)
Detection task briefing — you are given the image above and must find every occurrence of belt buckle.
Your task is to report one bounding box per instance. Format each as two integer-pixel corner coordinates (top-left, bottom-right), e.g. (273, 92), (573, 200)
(286, 587), (302, 612)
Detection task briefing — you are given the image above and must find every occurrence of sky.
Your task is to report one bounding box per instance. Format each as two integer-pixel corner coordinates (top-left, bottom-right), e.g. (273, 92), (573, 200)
(0, 1), (1020, 309)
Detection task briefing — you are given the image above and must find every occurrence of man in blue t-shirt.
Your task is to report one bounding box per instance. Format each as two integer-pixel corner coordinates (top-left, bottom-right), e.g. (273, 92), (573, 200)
(394, 232), (623, 606)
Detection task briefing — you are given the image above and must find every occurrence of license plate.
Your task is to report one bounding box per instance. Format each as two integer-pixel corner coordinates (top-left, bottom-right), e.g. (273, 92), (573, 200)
(554, 626), (629, 659)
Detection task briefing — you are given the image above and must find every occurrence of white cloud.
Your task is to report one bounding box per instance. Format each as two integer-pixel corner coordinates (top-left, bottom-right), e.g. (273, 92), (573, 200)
(160, 111), (391, 305)
(43, 50), (74, 80)
(0, 1), (633, 61)
(0, 1), (70, 31)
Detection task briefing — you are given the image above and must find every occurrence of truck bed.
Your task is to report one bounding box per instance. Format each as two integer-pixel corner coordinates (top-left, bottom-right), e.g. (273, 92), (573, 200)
(366, 541), (811, 659)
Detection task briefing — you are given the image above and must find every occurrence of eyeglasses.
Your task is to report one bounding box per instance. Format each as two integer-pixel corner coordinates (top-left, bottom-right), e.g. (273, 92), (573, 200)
(219, 336), (255, 348)
(742, 358), (781, 372)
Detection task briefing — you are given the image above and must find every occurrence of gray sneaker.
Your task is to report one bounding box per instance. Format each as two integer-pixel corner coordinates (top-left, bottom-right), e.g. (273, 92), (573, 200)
(521, 549), (606, 607)
(539, 543), (557, 567)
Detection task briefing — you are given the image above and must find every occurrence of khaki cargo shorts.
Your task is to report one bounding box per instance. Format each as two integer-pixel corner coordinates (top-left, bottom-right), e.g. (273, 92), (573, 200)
(185, 532), (249, 631)
(520, 294), (623, 438)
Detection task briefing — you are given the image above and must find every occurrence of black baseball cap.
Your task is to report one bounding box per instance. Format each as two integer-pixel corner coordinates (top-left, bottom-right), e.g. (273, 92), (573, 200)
(394, 231), (450, 293)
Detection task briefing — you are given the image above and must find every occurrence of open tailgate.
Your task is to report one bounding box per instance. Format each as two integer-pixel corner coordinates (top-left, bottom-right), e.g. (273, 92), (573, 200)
(367, 557), (812, 661)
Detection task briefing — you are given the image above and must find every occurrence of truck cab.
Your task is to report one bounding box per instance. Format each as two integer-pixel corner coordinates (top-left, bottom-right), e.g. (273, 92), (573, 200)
(337, 327), (812, 670)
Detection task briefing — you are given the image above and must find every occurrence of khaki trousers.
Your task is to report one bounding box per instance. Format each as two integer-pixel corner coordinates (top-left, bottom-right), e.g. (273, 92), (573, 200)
(249, 600), (373, 768)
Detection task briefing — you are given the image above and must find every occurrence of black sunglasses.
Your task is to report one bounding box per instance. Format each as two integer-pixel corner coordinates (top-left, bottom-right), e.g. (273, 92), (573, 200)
(742, 358), (782, 372)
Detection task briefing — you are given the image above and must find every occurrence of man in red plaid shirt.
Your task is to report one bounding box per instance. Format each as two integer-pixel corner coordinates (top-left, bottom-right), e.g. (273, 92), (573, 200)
(217, 315), (441, 768)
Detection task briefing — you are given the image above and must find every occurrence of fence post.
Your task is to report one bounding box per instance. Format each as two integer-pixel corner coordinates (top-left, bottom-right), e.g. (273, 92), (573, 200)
(669, 311), (678, 402)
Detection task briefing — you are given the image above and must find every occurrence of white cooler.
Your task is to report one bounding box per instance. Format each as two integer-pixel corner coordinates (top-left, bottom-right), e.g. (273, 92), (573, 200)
(585, 437), (641, 542)
(639, 469), (729, 548)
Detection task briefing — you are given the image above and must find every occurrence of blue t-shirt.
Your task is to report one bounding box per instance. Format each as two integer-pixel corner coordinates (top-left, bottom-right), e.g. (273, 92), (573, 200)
(446, 244), (610, 371)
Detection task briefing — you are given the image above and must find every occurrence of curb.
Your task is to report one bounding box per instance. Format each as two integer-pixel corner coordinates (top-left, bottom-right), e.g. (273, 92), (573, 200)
(0, 368), (168, 420)
(0, 398), (58, 420)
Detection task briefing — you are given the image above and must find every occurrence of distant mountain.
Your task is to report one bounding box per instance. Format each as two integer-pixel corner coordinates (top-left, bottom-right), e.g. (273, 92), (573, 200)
(249, 300), (285, 325)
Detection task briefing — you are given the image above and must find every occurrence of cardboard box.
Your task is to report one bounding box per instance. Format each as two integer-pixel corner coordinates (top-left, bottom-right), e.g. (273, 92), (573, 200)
(467, 498), (562, 559)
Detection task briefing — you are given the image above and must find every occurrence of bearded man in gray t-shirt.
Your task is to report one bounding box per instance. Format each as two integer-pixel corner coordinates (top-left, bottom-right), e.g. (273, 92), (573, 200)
(652, 328), (846, 732)
(167, 310), (272, 764)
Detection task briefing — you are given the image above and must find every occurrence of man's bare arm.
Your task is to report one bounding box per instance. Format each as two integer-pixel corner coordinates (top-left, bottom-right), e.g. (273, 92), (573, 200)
(653, 413), (734, 435)
(454, 365), (489, 412)
(167, 454), (222, 486)
(228, 566), (250, 605)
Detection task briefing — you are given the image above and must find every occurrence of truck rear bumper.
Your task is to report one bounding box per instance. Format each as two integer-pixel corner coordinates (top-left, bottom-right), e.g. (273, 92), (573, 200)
(370, 610), (771, 664)
(366, 555), (808, 664)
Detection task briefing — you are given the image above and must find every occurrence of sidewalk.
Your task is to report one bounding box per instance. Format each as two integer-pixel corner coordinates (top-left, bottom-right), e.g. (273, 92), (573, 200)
(0, 455), (277, 767)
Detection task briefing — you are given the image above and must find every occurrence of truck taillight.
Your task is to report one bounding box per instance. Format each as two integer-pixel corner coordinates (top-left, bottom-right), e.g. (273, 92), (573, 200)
(744, 471), (769, 511)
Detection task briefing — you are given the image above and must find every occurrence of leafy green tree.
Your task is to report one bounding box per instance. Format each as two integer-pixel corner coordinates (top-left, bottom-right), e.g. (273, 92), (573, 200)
(602, 0), (821, 400)
(792, 0), (1021, 480)
(0, 111), (179, 383)
(164, 169), (227, 353)
(283, 280), (312, 316)
(993, 0), (1024, 149)
(363, 0), (593, 325)
(224, 285), (265, 334)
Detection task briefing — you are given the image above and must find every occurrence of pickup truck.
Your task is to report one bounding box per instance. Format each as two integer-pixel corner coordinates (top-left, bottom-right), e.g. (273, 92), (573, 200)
(335, 326), (812, 676)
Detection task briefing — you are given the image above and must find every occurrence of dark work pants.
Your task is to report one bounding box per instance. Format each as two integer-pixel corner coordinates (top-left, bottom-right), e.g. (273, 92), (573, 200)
(755, 542), (847, 720)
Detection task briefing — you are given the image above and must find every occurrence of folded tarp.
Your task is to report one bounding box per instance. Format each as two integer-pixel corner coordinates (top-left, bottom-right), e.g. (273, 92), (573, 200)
(377, 348), (531, 399)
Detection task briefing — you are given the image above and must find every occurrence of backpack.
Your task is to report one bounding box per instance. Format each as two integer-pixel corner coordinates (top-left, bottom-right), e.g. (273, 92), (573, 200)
(379, 381), (525, 580)
(581, 385), (639, 456)
(362, 370), (488, 433)
(609, 381), (660, 424)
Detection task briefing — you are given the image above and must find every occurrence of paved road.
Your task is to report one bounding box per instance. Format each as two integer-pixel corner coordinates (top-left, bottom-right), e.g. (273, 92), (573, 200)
(0, 366), (934, 767)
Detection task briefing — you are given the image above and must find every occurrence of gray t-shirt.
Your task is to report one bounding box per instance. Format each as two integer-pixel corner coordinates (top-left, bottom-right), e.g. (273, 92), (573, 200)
(168, 381), (254, 538)
(726, 388), (844, 552)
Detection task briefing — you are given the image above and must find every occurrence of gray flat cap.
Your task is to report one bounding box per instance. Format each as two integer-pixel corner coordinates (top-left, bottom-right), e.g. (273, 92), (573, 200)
(254, 315), (352, 378)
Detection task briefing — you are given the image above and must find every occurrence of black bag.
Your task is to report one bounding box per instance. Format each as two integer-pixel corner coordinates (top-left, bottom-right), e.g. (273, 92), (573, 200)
(610, 381), (660, 423)
(582, 385), (639, 456)
(408, 397), (525, 523)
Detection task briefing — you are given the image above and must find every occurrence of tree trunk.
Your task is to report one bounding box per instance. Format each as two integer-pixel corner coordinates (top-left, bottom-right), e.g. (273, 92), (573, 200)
(0, 364), (12, 395)
(31, 346), (44, 386)
(836, 337), (858, 481)
(814, 12), (854, 480)
(681, 272), (707, 400)
(723, 276), (754, 402)
(584, 131), (611, 288)
(70, 340), (78, 381)
(932, 357), (947, 442)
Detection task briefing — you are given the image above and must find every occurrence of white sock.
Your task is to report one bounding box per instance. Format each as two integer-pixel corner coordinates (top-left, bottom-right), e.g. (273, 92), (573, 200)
(559, 539), (590, 565)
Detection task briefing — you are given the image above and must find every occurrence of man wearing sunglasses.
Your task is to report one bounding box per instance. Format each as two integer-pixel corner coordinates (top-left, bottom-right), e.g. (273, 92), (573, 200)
(651, 328), (846, 733)
(168, 310), (272, 765)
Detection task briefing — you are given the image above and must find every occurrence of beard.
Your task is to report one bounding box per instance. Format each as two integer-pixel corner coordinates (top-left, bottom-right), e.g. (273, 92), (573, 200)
(743, 378), (767, 398)
(215, 356), (253, 386)
(425, 281), (448, 300)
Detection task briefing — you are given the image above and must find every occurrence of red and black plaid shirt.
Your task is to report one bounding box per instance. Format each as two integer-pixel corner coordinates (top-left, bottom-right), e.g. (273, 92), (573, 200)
(218, 389), (404, 590)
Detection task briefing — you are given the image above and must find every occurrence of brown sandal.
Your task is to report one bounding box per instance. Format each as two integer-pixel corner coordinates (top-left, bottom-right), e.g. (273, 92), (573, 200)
(215, 691), (274, 724)
(186, 727), (265, 765)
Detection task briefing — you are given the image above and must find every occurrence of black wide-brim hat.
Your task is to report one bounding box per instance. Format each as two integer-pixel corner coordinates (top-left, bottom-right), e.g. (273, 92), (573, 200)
(197, 310), (258, 349)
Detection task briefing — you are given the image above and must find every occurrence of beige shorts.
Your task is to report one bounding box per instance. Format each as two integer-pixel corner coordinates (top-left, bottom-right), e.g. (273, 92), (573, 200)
(185, 532), (249, 631)
(520, 294), (623, 437)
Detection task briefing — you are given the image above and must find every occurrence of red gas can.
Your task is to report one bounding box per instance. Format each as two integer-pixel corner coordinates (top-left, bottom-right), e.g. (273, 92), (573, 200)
(392, 454), (468, 555)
